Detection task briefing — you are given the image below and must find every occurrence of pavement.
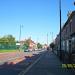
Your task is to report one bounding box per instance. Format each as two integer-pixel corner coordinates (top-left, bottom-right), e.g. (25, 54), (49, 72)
(22, 51), (75, 75)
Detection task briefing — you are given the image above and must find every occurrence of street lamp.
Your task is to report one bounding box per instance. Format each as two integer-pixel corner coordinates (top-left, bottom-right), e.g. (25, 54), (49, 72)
(59, 0), (62, 60)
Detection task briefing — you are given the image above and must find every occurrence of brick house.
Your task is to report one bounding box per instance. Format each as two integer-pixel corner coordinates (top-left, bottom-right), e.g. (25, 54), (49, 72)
(54, 11), (75, 62)
(17, 38), (37, 51)
(28, 39), (37, 51)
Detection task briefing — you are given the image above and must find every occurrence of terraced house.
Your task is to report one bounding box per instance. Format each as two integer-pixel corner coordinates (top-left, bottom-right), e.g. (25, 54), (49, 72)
(55, 11), (75, 63)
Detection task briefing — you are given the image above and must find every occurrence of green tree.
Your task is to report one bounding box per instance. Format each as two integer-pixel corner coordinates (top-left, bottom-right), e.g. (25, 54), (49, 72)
(50, 42), (55, 50)
(7, 35), (16, 49)
(23, 38), (31, 50)
(23, 43), (29, 50)
(0, 37), (8, 48)
(0, 35), (16, 49)
(37, 43), (42, 49)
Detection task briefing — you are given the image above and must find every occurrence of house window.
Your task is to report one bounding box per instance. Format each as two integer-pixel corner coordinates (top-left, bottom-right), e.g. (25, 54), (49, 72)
(66, 40), (69, 52)
(72, 37), (75, 51)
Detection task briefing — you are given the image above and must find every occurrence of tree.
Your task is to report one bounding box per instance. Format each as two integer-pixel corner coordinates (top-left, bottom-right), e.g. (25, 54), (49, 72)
(50, 42), (55, 50)
(0, 35), (16, 49)
(0, 37), (8, 48)
(23, 38), (31, 50)
(23, 43), (29, 50)
(5, 35), (15, 45)
(37, 43), (42, 49)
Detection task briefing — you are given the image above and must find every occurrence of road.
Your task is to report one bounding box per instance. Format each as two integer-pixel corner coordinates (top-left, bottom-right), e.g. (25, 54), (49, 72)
(0, 49), (46, 75)
(20, 51), (75, 75)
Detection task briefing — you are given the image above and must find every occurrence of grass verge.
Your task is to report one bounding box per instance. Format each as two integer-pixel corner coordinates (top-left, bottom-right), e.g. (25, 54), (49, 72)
(0, 50), (17, 53)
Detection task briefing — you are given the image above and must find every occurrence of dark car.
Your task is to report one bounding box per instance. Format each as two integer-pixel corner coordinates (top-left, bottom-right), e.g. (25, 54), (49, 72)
(24, 49), (30, 52)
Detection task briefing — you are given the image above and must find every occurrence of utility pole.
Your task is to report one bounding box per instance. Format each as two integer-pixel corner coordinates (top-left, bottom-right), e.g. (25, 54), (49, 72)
(19, 25), (23, 51)
(59, 0), (62, 60)
(74, 1), (75, 5)
(37, 37), (38, 44)
(50, 32), (53, 42)
(19, 25), (23, 42)
(47, 33), (48, 46)
(52, 32), (53, 41)
(19, 25), (21, 42)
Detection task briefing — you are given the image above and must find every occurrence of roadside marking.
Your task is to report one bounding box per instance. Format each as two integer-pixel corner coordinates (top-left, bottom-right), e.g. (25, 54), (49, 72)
(18, 53), (44, 75)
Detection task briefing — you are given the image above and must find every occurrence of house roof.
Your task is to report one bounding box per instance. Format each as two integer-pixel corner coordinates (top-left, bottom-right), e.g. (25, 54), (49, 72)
(55, 11), (75, 41)
(29, 40), (36, 44)
(26, 38), (36, 44)
(61, 11), (75, 32)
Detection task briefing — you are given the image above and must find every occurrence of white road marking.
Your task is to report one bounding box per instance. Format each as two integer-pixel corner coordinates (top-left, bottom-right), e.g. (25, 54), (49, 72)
(18, 52), (45, 75)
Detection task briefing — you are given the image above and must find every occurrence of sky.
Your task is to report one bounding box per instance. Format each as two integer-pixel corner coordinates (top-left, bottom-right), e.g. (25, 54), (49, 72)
(0, 0), (75, 44)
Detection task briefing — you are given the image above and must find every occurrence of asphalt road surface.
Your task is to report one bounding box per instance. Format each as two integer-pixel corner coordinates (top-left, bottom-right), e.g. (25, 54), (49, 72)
(20, 51), (75, 75)
(0, 49), (46, 75)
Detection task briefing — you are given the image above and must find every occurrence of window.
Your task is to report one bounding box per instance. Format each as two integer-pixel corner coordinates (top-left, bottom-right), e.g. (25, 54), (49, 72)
(66, 40), (69, 52)
(72, 37), (75, 52)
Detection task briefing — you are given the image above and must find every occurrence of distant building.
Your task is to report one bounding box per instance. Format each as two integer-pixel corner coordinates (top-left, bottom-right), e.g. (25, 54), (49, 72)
(42, 44), (48, 49)
(28, 39), (37, 51)
(20, 41), (25, 46)
(16, 38), (38, 51)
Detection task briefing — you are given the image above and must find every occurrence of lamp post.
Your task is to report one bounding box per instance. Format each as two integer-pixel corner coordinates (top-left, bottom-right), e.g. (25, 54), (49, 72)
(59, 0), (62, 60)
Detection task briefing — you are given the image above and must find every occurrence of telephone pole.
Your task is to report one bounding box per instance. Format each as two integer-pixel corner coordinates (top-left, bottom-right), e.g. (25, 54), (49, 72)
(59, 0), (62, 60)
(47, 33), (48, 46)
(19, 25), (23, 51)
(19, 25), (23, 42)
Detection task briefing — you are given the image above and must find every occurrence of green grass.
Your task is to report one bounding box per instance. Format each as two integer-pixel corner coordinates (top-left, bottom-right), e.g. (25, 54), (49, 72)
(0, 50), (17, 53)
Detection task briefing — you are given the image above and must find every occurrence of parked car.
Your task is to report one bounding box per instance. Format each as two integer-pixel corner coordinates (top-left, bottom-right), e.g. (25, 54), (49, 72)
(24, 49), (30, 52)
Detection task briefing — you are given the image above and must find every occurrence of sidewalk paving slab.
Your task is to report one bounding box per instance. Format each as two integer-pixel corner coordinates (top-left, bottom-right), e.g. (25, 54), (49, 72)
(24, 51), (75, 75)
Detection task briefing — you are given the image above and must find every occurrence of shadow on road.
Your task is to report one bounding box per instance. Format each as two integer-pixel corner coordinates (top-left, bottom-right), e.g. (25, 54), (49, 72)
(0, 51), (46, 75)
